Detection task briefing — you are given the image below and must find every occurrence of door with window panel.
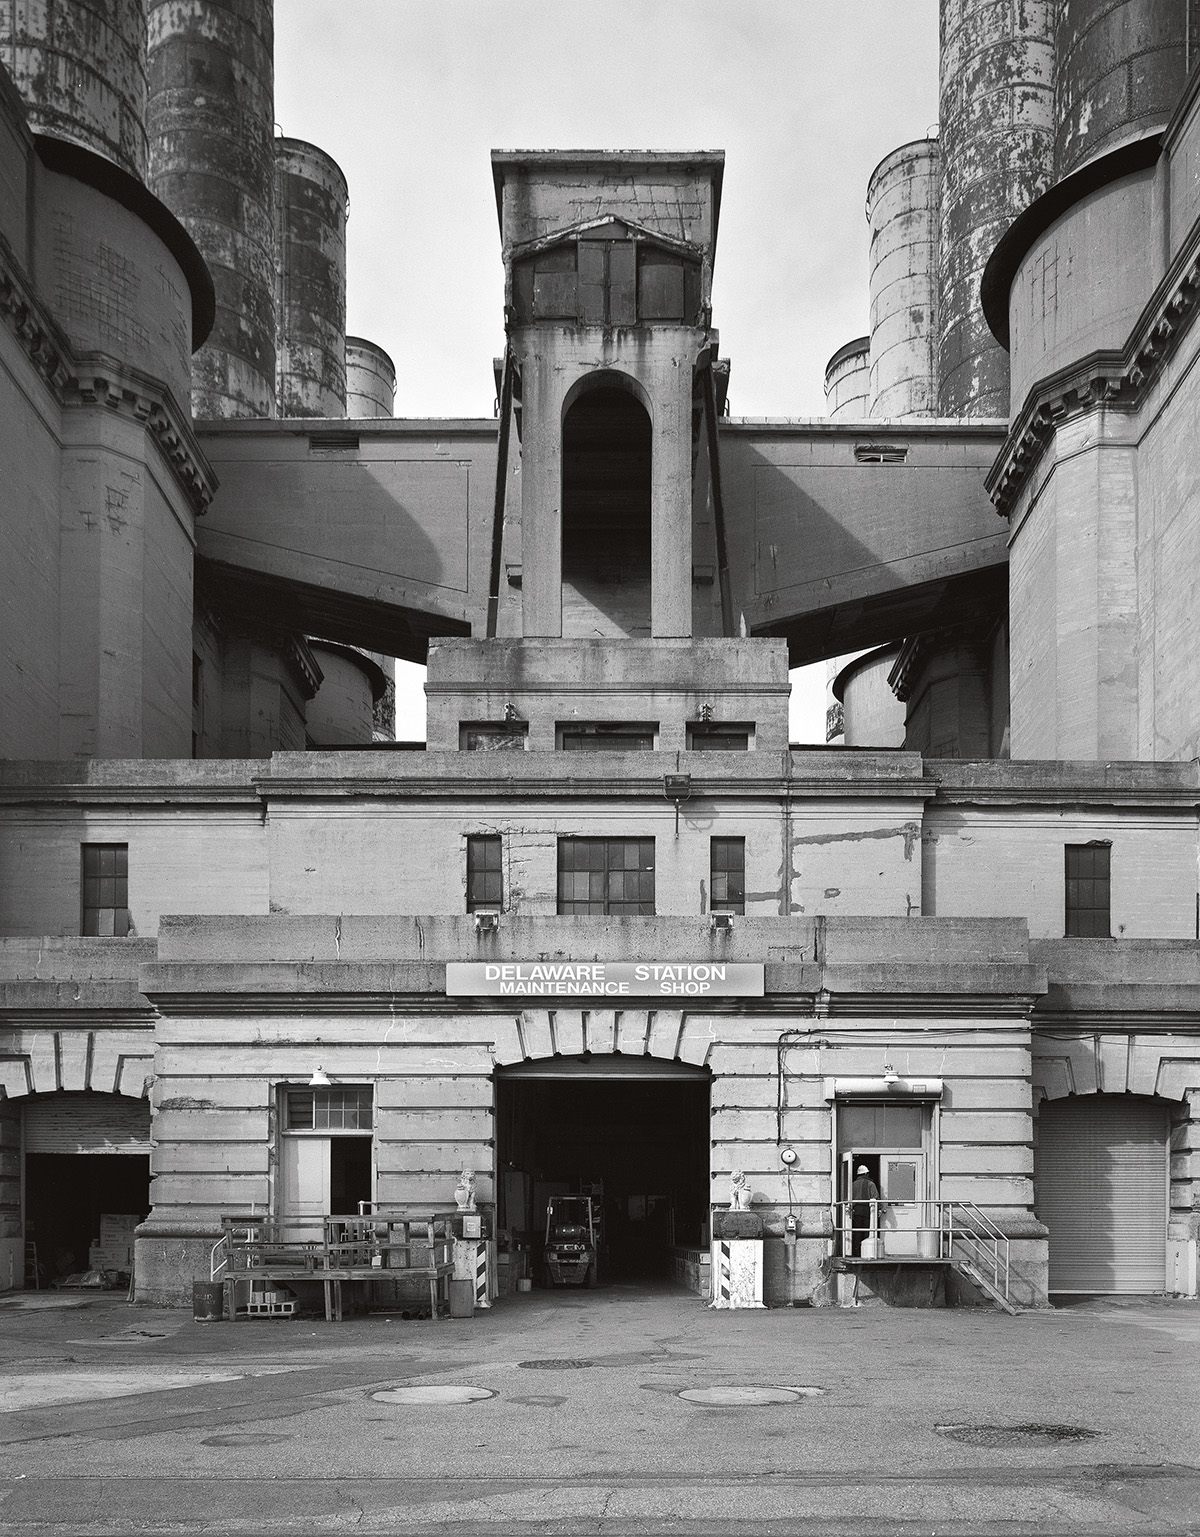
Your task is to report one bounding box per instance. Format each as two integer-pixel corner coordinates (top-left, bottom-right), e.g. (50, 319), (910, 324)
(278, 1086), (374, 1228)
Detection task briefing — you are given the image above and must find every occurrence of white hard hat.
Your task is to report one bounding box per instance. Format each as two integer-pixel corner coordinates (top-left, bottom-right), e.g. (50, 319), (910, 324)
(856, 1164), (869, 1174)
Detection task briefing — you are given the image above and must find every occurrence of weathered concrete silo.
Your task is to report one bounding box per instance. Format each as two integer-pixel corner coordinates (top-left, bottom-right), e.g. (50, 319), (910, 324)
(346, 337), (396, 418)
(0, 0), (148, 177)
(867, 139), (942, 419)
(306, 643), (389, 747)
(275, 137), (348, 418)
(1055, 0), (1192, 177)
(823, 337), (871, 420)
(832, 645), (906, 748)
(937, 0), (1056, 417)
(147, 0), (277, 419)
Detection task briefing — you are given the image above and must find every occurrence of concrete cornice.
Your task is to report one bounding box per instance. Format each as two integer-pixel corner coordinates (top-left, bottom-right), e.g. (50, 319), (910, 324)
(988, 188), (1200, 518)
(0, 232), (217, 516)
(254, 771), (931, 803)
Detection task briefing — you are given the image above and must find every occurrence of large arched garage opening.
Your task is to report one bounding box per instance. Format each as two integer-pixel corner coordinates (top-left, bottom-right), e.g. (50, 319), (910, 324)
(1035, 1094), (1170, 1294)
(495, 1056), (710, 1284)
(22, 1091), (151, 1287)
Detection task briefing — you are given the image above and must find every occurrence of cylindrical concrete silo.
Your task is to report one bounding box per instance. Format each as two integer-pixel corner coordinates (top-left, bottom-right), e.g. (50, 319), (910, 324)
(0, 0), (148, 177)
(306, 643), (388, 747)
(938, 0), (1056, 418)
(346, 337), (396, 418)
(823, 337), (871, 420)
(832, 646), (906, 748)
(275, 137), (348, 418)
(1055, 0), (1191, 178)
(867, 139), (942, 419)
(147, 0), (276, 419)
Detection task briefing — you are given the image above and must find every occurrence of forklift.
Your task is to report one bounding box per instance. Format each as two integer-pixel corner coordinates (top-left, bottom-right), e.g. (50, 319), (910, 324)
(542, 1194), (601, 1287)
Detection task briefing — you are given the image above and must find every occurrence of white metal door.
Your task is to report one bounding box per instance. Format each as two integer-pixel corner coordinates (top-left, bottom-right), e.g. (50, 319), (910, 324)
(279, 1138), (329, 1220)
(878, 1154), (924, 1256)
(1037, 1096), (1168, 1293)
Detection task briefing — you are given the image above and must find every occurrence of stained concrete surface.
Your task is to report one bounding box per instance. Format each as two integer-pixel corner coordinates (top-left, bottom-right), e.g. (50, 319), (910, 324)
(0, 1284), (1196, 1535)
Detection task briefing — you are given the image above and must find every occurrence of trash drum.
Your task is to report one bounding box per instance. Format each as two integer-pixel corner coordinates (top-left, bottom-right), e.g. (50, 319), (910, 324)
(192, 1280), (224, 1322)
(449, 1278), (474, 1318)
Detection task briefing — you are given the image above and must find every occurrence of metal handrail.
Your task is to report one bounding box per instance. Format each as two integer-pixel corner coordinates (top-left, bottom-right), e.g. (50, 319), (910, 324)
(831, 1199), (1011, 1301)
(209, 1233), (228, 1281)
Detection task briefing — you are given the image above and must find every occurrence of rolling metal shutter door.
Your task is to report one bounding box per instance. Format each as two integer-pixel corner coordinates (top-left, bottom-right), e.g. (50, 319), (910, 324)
(1037, 1097), (1168, 1293)
(23, 1095), (150, 1154)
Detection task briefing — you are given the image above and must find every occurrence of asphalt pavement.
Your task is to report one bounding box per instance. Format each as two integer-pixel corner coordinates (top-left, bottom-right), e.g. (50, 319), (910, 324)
(0, 1282), (1197, 1535)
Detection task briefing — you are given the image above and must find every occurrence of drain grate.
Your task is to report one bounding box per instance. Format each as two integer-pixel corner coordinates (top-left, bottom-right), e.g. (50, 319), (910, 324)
(935, 1423), (1098, 1448)
(518, 1359), (595, 1371)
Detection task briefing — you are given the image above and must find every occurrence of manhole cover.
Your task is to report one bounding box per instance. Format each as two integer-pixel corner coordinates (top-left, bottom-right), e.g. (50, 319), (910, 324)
(518, 1359), (595, 1371)
(371, 1385), (495, 1405)
(202, 1433), (293, 1447)
(935, 1423), (1098, 1448)
(677, 1386), (826, 1406)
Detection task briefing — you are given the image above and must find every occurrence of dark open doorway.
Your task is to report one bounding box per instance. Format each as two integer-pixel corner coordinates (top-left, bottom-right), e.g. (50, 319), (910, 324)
(25, 1154), (149, 1284)
(561, 383), (652, 638)
(495, 1058), (710, 1285)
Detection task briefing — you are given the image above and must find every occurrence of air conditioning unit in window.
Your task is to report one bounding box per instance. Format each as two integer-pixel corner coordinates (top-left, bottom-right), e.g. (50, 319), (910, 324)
(474, 911), (500, 934)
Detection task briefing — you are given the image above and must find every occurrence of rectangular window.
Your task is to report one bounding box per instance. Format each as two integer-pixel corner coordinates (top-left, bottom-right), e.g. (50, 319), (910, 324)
(460, 722), (527, 751)
(687, 723), (752, 751)
(81, 843), (130, 937)
(710, 837), (745, 915)
(1065, 843), (1111, 937)
(467, 834), (503, 912)
(558, 723), (656, 751)
(285, 1086), (373, 1131)
(557, 837), (655, 915)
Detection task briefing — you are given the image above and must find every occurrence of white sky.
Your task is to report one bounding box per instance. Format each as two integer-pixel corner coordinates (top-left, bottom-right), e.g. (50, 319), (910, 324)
(275, 1), (941, 739)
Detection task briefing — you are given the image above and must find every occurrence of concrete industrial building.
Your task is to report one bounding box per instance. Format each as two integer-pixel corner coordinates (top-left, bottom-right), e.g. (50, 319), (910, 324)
(2, 1), (1200, 1311)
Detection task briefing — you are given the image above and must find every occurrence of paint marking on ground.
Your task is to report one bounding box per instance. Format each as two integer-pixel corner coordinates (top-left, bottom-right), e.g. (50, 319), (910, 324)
(0, 1368), (294, 1413)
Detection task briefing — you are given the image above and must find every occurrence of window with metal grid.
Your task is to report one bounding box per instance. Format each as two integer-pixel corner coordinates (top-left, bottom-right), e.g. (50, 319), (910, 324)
(558, 723), (656, 751)
(467, 834), (503, 912)
(687, 723), (751, 751)
(710, 837), (746, 915)
(557, 837), (655, 915)
(285, 1086), (373, 1131)
(81, 843), (130, 936)
(1065, 843), (1111, 937)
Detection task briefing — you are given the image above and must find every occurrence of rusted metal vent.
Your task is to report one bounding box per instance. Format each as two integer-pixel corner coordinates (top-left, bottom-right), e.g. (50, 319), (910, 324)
(308, 431), (360, 452)
(518, 1359), (595, 1370)
(935, 1423), (1098, 1447)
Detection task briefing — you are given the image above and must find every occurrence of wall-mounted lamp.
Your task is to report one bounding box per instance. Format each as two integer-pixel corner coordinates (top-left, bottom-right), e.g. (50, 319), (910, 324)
(308, 1067), (331, 1088)
(475, 911), (499, 934)
(882, 1062), (898, 1085)
(711, 911), (734, 932)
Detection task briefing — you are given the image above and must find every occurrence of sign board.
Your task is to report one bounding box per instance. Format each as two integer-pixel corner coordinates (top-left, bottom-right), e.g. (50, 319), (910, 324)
(445, 961), (764, 999)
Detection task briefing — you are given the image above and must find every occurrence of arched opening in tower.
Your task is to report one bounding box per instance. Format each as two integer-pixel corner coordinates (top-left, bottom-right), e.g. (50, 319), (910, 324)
(561, 385), (652, 638)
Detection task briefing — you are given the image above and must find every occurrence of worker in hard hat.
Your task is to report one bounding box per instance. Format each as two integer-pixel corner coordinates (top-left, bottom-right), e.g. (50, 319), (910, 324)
(850, 1163), (880, 1256)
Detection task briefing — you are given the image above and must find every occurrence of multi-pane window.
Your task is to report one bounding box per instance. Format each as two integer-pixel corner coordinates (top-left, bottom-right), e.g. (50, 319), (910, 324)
(81, 844), (130, 936)
(559, 723), (656, 751)
(557, 838), (655, 915)
(467, 834), (503, 912)
(710, 837), (746, 915)
(285, 1086), (373, 1131)
(688, 723), (751, 751)
(460, 722), (527, 751)
(1065, 843), (1111, 937)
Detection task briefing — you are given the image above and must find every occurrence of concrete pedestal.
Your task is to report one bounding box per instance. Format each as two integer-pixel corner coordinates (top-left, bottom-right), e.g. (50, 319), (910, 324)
(452, 1238), (493, 1308)
(708, 1238), (765, 1308)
